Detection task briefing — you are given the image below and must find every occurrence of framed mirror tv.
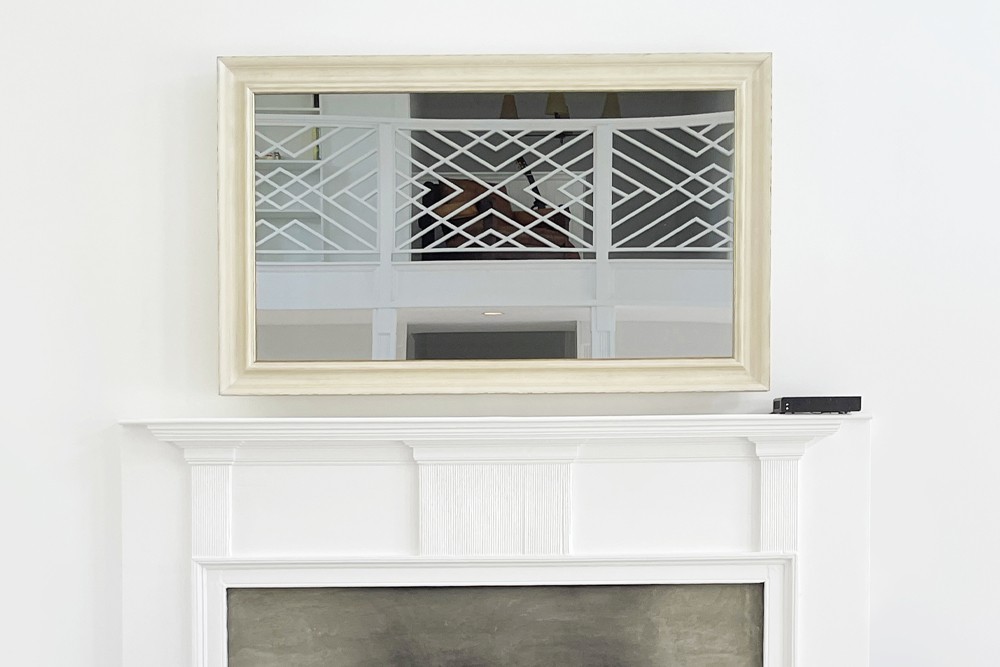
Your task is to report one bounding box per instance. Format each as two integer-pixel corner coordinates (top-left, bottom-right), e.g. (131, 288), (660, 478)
(218, 53), (771, 394)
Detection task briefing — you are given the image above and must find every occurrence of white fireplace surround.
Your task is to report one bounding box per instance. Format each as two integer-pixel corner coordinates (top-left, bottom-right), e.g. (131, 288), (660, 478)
(136, 414), (871, 667)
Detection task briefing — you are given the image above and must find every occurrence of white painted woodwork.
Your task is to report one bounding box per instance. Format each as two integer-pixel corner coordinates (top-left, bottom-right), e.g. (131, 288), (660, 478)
(199, 557), (793, 667)
(230, 464), (418, 556)
(412, 440), (577, 556)
(759, 457), (800, 553)
(135, 413), (868, 667)
(190, 465), (231, 558)
(751, 436), (815, 553)
(572, 459), (756, 553)
(418, 463), (570, 555)
(143, 414), (841, 449)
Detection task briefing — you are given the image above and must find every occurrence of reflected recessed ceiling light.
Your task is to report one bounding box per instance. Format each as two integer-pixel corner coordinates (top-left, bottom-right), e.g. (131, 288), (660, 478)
(482, 311), (504, 316)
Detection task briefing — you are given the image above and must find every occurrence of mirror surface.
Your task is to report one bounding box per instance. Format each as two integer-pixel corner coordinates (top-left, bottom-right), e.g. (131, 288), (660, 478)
(254, 90), (736, 362)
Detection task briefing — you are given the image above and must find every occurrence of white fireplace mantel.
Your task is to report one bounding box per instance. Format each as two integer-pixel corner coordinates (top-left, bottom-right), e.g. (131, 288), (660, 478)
(132, 413), (870, 667)
(139, 413), (848, 446)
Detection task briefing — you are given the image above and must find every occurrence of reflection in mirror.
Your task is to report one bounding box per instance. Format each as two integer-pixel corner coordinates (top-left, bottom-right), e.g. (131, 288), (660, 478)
(254, 90), (735, 362)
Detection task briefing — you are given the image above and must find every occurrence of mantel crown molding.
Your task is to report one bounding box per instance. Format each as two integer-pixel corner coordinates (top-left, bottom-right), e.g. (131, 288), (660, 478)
(410, 441), (581, 464)
(127, 414), (863, 450)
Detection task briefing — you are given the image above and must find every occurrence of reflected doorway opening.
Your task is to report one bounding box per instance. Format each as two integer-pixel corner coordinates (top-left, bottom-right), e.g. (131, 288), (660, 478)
(407, 326), (578, 360)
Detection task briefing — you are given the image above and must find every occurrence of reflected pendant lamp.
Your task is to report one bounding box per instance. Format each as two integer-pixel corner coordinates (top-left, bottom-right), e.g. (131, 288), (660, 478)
(545, 92), (570, 118)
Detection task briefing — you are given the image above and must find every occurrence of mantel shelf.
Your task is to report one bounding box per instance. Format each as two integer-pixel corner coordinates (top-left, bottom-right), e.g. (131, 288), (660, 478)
(125, 413), (867, 449)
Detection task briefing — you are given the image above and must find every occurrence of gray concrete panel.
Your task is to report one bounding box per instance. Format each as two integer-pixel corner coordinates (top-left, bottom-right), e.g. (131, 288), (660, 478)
(228, 584), (763, 666)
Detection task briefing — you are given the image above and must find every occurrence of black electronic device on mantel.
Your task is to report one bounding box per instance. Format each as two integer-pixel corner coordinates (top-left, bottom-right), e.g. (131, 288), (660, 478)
(772, 396), (862, 414)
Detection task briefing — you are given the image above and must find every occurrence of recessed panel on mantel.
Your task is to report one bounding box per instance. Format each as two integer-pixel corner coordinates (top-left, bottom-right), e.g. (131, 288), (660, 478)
(230, 466), (417, 556)
(254, 90), (735, 362)
(572, 461), (755, 554)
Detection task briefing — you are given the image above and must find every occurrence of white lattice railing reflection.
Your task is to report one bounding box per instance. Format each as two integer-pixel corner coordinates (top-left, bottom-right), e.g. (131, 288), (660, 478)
(255, 118), (379, 260)
(611, 116), (734, 257)
(254, 112), (734, 264)
(395, 121), (596, 259)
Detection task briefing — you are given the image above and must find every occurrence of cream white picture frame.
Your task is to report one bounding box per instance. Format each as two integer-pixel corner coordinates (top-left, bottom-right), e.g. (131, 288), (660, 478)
(218, 53), (771, 394)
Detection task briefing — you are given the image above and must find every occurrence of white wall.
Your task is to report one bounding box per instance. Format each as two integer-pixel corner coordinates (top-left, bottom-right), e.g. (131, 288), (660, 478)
(2, 1), (997, 666)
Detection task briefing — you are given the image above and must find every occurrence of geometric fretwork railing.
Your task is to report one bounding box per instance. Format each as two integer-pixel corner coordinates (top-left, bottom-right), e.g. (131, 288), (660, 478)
(254, 112), (734, 264)
(395, 122), (596, 259)
(255, 117), (379, 261)
(611, 118), (734, 257)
